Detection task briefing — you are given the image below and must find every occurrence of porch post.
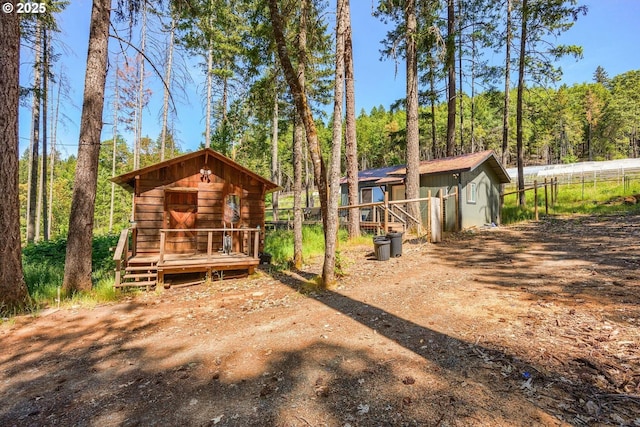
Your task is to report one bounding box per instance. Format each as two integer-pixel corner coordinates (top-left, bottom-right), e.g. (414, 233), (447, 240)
(254, 229), (259, 259)
(383, 191), (389, 233)
(159, 230), (166, 264)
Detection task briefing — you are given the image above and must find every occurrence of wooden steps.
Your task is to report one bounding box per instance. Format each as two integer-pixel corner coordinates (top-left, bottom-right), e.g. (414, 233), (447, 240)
(114, 253), (261, 290)
(115, 260), (158, 289)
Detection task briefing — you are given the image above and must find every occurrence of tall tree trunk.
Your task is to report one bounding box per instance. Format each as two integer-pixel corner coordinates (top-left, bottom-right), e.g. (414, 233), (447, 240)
(457, 0), (464, 153)
(160, 18), (175, 162)
(0, 0), (30, 313)
(109, 57), (120, 233)
(326, 0), (347, 285)
(48, 69), (61, 238)
(37, 27), (49, 242)
(304, 140), (311, 208)
(134, 3), (147, 169)
(293, 114), (304, 269)
(63, 0), (111, 293)
(516, 0), (527, 207)
(502, 0), (512, 165)
(405, 0), (421, 226)
(27, 21), (42, 243)
(430, 50), (437, 159)
(470, 22), (476, 153)
(222, 72), (229, 155)
(446, 0), (456, 156)
(268, 0), (331, 285)
(344, 0), (359, 239)
(293, 2), (308, 269)
(205, 42), (213, 148)
(271, 91), (279, 221)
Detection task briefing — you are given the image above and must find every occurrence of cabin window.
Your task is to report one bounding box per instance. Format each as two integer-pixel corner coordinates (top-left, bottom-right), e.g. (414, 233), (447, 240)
(224, 194), (240, 224)
(360, 187), (384, 204)
(467, 182), (477, 204)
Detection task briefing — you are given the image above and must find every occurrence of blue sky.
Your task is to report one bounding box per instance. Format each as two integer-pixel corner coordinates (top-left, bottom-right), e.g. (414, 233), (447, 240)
(18, 0), (640, 159)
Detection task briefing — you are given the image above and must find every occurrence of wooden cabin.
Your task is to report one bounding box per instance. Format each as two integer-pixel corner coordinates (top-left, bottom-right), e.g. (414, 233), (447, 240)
(111, 148), (278, 288)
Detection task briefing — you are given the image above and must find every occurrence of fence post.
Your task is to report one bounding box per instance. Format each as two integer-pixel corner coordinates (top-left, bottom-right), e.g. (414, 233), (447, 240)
(427, 190), (432, 243)
(534, 180), (539, 221)
(582, 175), (585, 200)
(544, 178), (549, 215)
(440, 189), (444, 236)
(383, 191), (389, 234)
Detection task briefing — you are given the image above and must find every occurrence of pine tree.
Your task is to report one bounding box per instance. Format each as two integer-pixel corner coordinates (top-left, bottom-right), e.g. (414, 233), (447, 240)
(1, 0), (31, 313)
(344, 0), (359, 238)
(63, 0), (112, 292)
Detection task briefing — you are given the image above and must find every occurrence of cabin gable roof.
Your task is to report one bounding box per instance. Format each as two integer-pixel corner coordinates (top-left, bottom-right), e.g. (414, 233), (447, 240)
(111, 148), (279, 193)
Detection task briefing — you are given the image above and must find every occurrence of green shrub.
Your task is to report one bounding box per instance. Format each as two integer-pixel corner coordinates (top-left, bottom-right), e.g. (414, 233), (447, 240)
(264, 225), (349, 268)
(21, 233), (121, 309)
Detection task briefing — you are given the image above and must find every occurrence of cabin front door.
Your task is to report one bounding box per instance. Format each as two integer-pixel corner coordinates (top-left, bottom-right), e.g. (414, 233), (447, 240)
(165, 191), (198, 254)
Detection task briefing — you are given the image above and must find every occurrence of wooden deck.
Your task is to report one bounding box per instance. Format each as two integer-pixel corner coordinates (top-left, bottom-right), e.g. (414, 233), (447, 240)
(113, 228), (263, 289)
(130, 252), (260, 287)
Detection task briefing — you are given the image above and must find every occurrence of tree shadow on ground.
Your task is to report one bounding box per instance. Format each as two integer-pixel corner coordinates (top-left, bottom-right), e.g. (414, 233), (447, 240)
(436, 215), (640, 324)
(2, 214), (639, 426)
(265, 268), (639, 426)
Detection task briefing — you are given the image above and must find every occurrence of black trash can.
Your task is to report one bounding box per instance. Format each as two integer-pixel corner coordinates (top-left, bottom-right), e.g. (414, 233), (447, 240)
(373, 236), (391, 261)
(386, 232), (403, 257)
(259, 252), (272, 264)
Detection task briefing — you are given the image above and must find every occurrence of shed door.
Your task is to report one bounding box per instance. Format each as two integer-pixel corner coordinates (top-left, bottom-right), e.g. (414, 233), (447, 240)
(165, 191), (198, 254)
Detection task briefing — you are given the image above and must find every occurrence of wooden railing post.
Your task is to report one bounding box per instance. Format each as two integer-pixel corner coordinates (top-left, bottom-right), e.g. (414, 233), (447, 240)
(383, 191), (389, 234)
(113, 228), (130, 288)
(207, 231), (213, 261)
(254, 229), (259, 259)
(159, 230), (166, 264)
(439, 189), (444, 236)
(534, 180), (539, 221)
(124, 232), (129, 263)
(544, 178), (549, 215)
(115, 259), (122, 287)
(427, 190), (432, 243)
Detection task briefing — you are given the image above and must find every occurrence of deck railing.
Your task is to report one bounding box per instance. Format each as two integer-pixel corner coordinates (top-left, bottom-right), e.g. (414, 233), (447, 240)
(337, 188), (460, 240)
(159, 227), (261, 265)
(113, 228), (130, 287)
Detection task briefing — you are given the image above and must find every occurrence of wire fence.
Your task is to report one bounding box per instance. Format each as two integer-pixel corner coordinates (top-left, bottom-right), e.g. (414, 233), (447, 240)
(505, 158), (640, 187)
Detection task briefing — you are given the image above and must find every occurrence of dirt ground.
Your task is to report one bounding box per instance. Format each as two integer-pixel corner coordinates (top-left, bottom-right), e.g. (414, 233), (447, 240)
(1, 213), (639, 427)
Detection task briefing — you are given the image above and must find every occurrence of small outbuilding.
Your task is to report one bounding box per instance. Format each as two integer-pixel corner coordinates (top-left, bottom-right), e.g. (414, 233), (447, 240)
(111, 148), (278, 288)
(341, 150), (510, 232)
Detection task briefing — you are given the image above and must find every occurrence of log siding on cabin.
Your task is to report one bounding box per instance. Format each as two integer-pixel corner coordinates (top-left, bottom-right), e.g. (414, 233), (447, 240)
(113, 149), (276, 258)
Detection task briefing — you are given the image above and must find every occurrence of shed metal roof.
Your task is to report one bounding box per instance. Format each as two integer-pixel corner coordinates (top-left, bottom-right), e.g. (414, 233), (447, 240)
(390, 150), (511, 183)
(339, 164), (405, 185)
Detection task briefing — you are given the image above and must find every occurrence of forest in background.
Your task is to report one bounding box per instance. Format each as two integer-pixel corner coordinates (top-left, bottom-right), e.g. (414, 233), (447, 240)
(18, 67), (640, 241)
